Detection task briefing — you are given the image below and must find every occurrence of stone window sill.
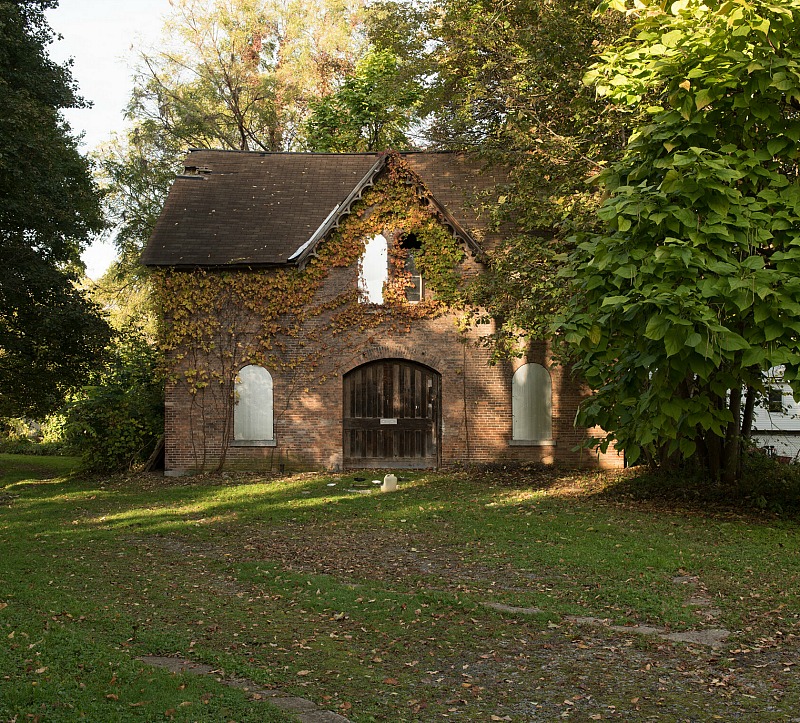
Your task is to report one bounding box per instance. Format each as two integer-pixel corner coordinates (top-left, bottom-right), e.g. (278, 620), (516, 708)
(509, 439), (556, 447)
(230, 440), (277, 447)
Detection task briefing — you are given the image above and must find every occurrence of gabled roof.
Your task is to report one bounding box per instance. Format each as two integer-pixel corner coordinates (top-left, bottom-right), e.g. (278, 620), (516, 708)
(141, 149), (503, 268)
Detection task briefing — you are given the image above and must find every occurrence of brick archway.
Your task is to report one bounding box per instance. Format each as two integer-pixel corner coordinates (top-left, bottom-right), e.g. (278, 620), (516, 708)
(342, 345), (446, 376)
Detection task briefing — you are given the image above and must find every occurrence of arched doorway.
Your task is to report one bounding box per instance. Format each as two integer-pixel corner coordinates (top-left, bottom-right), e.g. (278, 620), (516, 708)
(343, 359), (440, 468)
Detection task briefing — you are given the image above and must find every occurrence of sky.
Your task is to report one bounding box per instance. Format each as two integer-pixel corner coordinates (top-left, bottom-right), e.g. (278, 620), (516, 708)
(47, 0), (173, 278)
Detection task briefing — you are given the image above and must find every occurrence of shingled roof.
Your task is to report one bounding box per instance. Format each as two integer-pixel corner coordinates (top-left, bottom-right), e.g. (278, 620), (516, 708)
(141, 150), (504, 268)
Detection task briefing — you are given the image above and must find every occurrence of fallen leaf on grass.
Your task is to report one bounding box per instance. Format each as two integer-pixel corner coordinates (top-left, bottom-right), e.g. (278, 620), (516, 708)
(383, 677), (400, 685)
(297, 670), (311, 676)
(128, 702), (148, 707)
(491, 716), (511, 721)
(106, 694), (119, 701)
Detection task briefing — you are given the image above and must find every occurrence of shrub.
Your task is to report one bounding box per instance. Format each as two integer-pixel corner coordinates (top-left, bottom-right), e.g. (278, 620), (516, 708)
(66, 337), (163, 472)
(737, 450), (800, 513)
(0, 438), (66, 455)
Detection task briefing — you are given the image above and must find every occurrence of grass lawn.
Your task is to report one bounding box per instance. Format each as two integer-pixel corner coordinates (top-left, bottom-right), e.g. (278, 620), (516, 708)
(1, 456), (799, 721)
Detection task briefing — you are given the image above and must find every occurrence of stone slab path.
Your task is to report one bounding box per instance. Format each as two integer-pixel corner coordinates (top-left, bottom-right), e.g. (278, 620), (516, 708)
(138, 656), (351, 723)
(480, 572), (731, 648)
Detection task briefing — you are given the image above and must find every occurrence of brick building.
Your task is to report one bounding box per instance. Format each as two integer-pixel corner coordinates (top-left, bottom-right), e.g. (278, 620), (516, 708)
(142, 149), (622, 474)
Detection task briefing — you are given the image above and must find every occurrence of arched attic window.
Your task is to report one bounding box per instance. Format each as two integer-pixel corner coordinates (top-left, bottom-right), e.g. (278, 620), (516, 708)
(233, 365), (275, 445)
(358, 234), (388, 304)
(511, 363), (552, 443)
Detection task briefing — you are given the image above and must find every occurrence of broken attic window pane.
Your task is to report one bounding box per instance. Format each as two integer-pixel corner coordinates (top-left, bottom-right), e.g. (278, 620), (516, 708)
(400, 232), (423, 302)
(358, 233), (388, 304)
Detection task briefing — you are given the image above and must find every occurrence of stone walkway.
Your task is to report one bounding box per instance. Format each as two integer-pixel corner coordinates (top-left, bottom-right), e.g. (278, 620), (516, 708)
(480, 572), (731, 648)
(138, 656), (352, 723)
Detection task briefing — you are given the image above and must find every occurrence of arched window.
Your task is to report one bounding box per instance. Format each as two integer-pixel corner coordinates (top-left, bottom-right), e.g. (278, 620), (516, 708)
(234, 365), (274, 443)
(358, 234), (388, 303)
(512, 363), (552, 442)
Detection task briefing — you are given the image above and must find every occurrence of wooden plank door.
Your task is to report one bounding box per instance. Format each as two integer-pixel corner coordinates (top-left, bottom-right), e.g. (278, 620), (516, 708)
(343, 360), (440, 468)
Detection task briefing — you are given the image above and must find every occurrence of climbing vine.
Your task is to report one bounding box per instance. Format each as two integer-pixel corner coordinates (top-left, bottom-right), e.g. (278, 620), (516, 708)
(152, 154), (471, 470)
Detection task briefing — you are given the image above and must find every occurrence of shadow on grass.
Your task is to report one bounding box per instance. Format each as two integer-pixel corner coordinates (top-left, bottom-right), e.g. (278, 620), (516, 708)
(587, 456), (800, 518)
(0, 453), (81, 487)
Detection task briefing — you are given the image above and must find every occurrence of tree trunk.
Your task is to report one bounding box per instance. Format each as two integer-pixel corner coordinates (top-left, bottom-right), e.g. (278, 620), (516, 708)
(706, 433), (722, 483)
(741, 385), (756, 439)
(721, 387), (742, 485)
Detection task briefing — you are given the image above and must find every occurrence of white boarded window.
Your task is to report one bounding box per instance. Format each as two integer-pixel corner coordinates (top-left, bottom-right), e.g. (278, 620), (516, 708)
(234, 365), (274, 442)
(512, 363), (552, 441)
(358, 234), (388, 303)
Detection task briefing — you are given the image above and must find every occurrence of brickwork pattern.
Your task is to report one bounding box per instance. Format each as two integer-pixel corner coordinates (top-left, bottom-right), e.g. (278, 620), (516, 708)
(164, 263), (623, 473)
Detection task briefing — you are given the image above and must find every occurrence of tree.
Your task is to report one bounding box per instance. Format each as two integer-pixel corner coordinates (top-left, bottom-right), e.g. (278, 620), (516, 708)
(100, 0), (367, 276)
(96, 126), (186, 279)
(302, 48), (422, 151)
(130, 0), (366, 152)
(367, 0), (629, 349)
(0, 0), (110, 417)
(559, 0), (800, 483)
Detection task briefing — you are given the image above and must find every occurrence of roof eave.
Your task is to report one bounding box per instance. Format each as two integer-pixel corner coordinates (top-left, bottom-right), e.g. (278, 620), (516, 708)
(141, 261), (290, 270)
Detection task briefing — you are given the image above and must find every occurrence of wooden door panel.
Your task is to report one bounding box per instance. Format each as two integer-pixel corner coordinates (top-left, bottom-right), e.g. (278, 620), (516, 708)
(343, 360), (440, 468)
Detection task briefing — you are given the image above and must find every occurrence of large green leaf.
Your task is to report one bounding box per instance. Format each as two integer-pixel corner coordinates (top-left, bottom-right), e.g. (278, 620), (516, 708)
(717, 332), (750, 352)
(645, 315), (671, 341)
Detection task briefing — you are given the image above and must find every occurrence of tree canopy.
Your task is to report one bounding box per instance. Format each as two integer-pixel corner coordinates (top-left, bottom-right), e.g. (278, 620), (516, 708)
(0, 0), (110, 417)
(559, 0), (800, 481)
(101, 0), (367, 276)
(365, 0), (629, 350)
(302, 48), (422, 151)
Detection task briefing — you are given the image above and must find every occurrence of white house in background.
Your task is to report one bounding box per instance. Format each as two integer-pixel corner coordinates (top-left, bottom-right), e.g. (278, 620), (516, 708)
(751, 366), (800, 461)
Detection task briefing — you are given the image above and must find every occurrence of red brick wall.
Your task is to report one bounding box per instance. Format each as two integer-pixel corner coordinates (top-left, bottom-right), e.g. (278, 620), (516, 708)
(163, 258), (623, 473)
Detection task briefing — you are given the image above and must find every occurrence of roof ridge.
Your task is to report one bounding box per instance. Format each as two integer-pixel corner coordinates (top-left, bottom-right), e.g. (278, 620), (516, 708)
(184, 148), (467, 157)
